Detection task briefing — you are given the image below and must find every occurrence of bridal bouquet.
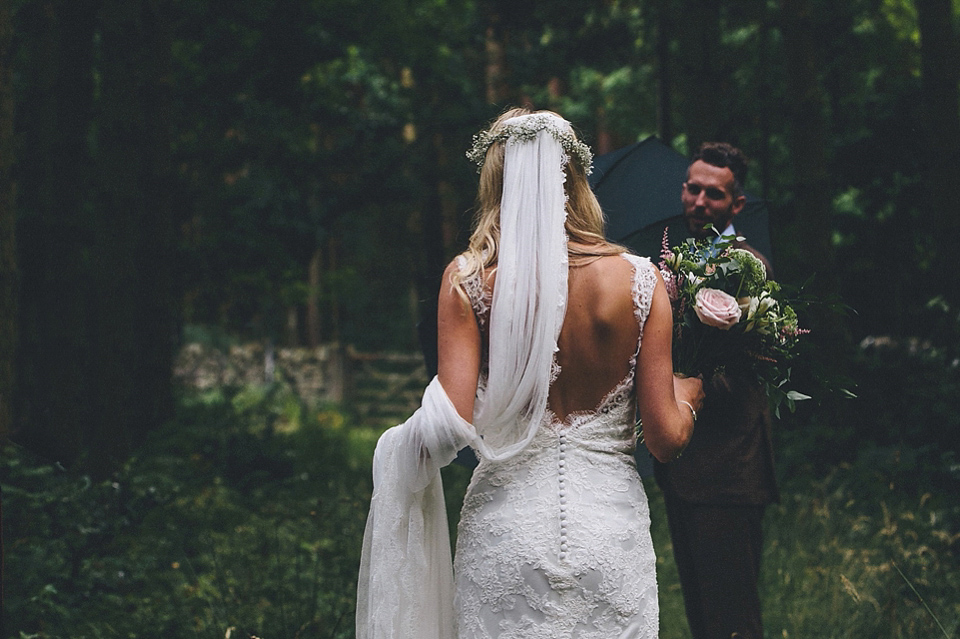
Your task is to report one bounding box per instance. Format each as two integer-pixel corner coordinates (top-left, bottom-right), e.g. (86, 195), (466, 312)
(659, 230), (811, 415)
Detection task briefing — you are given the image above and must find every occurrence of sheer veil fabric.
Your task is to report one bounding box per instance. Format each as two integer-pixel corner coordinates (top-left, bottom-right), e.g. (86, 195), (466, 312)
(473, 113), (569, 459)
(356, 114), (576, 639)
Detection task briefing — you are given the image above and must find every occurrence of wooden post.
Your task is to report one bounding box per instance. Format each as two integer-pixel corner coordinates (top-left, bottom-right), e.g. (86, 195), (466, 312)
(307, 247), (322, 348)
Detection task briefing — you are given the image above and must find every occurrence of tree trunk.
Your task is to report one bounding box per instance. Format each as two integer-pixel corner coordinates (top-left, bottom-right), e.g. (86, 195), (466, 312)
(413, 125), (456, 377)
(779, 0), (846, 346)
(90, 0), (176, 473)
(677, 0), (721, 151)
(654, 0), (673, 144)
(14, 0), (98, 465)
(594, 106), (613, 157)
(327, 236), (341, 342)
(757, 11), (773, 202)
(0, 0), (12, 626)
(132, 0), (177, 440)
(0, 0), (15, 445)
(307, 246), (322, 347)
(485, 23), (509, 105)
(916, 0), (960, 306)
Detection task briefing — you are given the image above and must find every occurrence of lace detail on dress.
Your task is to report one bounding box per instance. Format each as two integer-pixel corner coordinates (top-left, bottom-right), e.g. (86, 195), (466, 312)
(456, 255), (492, 330)
(454, 386), (658, 639)
(621, 254), (657, 343)
(453, 252), (660, 639)
(458, 254), (653, 366)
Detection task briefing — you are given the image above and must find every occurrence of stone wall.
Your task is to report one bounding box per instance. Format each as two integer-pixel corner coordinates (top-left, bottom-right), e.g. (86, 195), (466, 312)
(174, 342), (429, 426)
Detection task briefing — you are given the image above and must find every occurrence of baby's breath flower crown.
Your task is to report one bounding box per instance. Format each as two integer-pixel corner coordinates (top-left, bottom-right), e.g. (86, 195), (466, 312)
(466, 113), (593, 175)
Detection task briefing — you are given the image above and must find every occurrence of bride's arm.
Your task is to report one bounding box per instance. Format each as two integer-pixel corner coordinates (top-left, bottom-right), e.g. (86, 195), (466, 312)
(437, 260), (482, 422)
(635, 270), (703, 462)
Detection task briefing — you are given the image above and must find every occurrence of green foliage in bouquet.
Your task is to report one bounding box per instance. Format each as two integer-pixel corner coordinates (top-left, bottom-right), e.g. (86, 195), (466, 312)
(659, 230), (811, 416)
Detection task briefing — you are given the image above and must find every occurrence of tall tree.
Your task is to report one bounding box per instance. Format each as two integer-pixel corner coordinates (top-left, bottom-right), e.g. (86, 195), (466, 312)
(778, 0), (844, 342)
(13, 0), (177, 472)
(654, 0), (674, 144)
(91, 0), (176, 468)
(0, 0), (13, 628)
(15, 0), (98, 464)
(676, 0), (722, 151)
(0, 0), (14, 444)
(915, 0), (960, 307)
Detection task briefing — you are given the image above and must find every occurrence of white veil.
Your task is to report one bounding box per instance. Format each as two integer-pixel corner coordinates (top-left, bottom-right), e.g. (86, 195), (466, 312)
(470, 112), (573, 460)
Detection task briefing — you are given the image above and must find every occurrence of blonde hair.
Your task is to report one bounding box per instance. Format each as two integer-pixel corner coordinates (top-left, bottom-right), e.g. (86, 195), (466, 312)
(453, 107), (623, 294)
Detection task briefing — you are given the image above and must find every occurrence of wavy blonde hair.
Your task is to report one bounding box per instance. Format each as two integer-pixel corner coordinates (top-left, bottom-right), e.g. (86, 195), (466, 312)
(453, 107), (623, 294)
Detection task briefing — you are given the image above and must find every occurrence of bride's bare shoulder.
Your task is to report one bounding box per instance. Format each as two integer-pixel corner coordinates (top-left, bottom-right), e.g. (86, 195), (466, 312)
(568, 254), (637, 313)
(581, 252), (637, 280)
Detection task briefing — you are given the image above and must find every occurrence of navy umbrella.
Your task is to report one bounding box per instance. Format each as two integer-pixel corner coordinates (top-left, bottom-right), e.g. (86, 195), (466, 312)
(589, 136), (772, 262)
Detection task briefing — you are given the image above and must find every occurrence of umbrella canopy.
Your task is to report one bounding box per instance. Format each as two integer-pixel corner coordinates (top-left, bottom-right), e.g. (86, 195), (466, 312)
(589, 136), (773, 263)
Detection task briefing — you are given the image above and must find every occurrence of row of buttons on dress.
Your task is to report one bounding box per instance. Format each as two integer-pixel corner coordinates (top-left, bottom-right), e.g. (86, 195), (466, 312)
(558, 431), (569, 561)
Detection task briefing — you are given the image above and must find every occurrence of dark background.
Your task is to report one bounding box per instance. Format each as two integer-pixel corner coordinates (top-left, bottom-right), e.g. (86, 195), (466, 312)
(0, 0), (958, 519)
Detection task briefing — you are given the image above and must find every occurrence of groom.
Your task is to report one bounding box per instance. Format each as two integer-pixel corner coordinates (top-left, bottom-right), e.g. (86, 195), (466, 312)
(653, 142), (778, 639)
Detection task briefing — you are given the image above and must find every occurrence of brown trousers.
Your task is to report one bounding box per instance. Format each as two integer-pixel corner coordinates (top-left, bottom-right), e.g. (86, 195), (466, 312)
(662, 492), (766, 639)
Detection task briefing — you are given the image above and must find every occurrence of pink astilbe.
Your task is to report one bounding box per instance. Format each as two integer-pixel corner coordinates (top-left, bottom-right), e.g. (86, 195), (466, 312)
(658, 227), (674, 269)
(779, 326), (811, 345)
(659, 228), (680, 301)
(662, 270), (679, 301)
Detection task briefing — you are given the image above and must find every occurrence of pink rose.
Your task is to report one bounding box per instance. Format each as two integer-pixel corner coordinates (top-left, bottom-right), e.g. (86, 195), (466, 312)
(694, 288), (742, 330)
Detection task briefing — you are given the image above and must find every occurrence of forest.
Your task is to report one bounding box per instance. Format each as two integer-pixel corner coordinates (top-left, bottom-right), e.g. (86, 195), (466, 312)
(0, 0), (958, 637)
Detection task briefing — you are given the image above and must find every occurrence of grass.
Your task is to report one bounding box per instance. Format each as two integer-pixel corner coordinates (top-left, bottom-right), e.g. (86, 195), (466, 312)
(3, 376), (958, 638)
(3, 383), (375, 638)
(759, 462), (959, 639)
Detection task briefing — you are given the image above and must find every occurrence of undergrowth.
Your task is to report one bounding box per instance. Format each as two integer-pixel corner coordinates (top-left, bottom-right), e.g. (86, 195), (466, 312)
(3, 340), (959, 638)
(4, 382), (376, 639)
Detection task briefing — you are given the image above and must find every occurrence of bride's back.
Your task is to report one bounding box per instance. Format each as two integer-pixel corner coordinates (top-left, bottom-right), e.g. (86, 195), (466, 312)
(477, 252), (641, 422)
(549, 254), (640, 421)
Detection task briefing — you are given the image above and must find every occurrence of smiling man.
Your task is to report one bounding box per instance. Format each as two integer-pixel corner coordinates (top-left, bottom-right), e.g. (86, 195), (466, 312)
(682, 142), (747, 241)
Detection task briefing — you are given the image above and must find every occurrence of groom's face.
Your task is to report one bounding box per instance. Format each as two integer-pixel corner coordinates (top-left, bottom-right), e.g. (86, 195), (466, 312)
(681, 160), (745, 239)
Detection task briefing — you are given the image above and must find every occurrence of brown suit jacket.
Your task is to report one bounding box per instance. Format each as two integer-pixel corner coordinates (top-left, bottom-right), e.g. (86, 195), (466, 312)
(653, 238), (779, 506)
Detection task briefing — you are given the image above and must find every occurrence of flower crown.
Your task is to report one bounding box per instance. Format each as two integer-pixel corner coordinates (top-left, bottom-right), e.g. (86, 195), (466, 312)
(466, 113), (594, 175)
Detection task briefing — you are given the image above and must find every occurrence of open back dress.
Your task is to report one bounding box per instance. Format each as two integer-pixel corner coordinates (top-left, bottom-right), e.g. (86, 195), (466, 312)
(453, 252), (660, 639)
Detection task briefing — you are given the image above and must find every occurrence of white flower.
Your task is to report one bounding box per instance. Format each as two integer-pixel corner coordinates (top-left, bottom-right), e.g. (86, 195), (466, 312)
(744, 293), (779, 333)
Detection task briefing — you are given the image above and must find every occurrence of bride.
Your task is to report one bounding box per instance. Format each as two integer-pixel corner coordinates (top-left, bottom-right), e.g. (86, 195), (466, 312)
(357, 108), (703, 639)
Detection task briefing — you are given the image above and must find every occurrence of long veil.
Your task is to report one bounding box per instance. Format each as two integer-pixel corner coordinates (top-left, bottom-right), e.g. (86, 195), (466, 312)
(471, 113), (571, 460)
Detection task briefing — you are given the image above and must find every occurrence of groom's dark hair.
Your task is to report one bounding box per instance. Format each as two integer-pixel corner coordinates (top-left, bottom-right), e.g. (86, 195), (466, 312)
(692, 142), (748, 199)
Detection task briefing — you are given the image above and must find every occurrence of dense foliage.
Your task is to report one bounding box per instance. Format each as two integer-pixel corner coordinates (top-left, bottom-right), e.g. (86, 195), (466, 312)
(3, 0), (958, 465)
(4, 384), (377, 637)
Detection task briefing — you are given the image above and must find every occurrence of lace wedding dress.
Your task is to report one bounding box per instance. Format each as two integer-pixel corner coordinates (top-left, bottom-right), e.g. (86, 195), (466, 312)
(453, 252), (660, 639)
(357, 115), (661, 639)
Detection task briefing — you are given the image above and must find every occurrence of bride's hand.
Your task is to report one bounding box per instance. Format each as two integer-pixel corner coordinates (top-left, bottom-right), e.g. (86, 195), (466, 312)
(673, 374), (705, 413)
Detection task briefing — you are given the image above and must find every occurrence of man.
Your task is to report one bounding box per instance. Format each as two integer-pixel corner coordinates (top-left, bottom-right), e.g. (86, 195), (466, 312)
(653, 142), (778, 639)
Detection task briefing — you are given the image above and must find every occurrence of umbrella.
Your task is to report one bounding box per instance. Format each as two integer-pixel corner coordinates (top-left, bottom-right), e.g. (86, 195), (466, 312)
(589, 136), (773, 262)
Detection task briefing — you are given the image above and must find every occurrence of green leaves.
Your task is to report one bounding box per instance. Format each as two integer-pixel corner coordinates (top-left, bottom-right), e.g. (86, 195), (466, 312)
(3, 386), (378, 639)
